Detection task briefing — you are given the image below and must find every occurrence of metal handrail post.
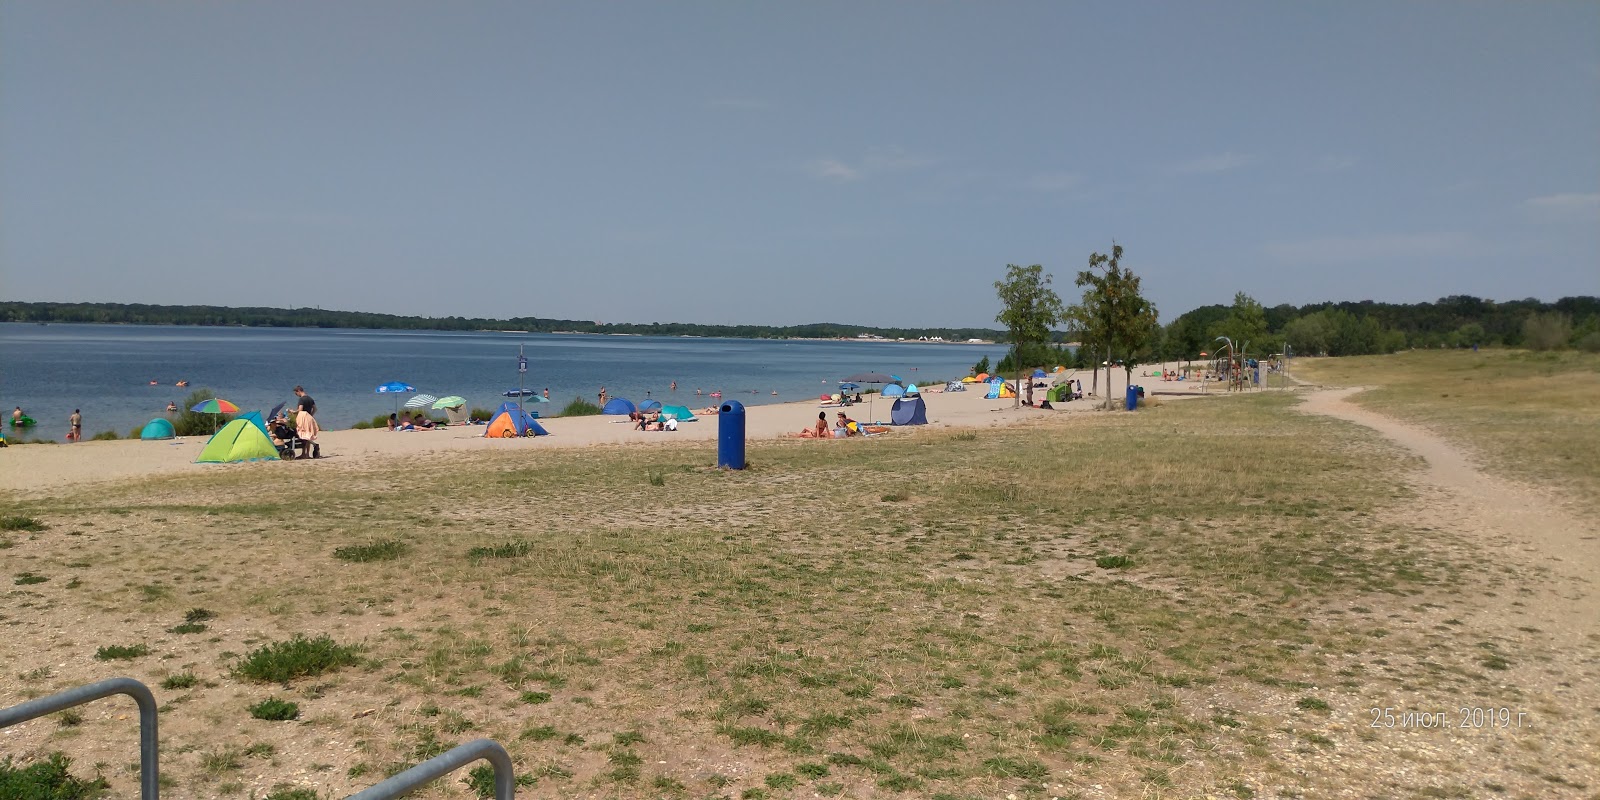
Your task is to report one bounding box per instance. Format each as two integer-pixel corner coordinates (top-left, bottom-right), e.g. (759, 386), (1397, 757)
(0, 677), (160, 799)
(345, 738), (514, 800)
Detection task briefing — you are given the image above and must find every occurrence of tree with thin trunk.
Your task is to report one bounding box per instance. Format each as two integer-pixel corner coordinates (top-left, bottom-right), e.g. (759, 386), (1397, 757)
(994, 264), (1065, 409)
(1069, 244), (1158, 406)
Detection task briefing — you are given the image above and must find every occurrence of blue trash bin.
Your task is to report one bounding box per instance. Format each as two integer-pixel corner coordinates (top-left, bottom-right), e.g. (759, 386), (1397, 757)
(1125, 384), (1139, 411)
(718, 401), (746, 469)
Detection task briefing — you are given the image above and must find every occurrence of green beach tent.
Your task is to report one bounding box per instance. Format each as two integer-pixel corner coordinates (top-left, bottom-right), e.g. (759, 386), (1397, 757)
(196, 418), (280, 463)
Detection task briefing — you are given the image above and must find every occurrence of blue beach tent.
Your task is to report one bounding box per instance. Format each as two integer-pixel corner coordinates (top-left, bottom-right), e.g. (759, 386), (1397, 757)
(639, 399), (663, 412)
(237, 411), (271, 439)
(891, 396), (928, 426)
(602, 397), (637, 415)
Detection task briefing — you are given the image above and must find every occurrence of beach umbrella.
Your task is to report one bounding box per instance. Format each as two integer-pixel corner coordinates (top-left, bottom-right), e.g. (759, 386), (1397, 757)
(190, 398), (239, 434)
(376, 382), (416, 416)
(190, 398), (239, 414)
(404, 394), (438, 409)
(432, 396), (466, 409)
(524, 394), (549, 403)
(838, 382), (860, 391)
(841, 373), (895, 420)
(502, 388), (537, 398)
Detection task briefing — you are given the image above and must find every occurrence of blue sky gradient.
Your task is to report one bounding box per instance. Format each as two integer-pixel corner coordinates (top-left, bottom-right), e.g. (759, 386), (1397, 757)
(2, 1), (1596, 327)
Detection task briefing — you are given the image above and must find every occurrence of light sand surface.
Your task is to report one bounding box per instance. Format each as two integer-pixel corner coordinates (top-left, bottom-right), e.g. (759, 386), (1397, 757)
(0, 364), (1217, 496)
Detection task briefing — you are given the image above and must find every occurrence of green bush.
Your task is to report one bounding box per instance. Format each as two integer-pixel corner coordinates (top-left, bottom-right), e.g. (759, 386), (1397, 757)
(1522, 312), (1573, 351)
(248, 697), (301, 721)
(469, 407), (493, 422)
(1577, 331), (1600, 353)
(173, 388), (233, 436)
(559, 398), (602, 417)
(235, 635), (360, 683)
(0, 752), (109, 799)
(128, 426), (143, 439)
(89, 430), (119, 441)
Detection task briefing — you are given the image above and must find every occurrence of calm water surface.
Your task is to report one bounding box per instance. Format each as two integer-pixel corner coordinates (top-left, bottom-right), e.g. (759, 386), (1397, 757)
(0, 324), (1006, 437)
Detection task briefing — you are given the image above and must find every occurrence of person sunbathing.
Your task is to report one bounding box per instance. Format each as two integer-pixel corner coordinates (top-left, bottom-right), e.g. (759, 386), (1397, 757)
(793, 412), (830, 438)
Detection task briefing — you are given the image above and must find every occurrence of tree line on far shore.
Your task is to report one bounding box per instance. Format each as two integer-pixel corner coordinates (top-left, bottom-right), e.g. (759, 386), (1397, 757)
(0, 302), (1003, 344)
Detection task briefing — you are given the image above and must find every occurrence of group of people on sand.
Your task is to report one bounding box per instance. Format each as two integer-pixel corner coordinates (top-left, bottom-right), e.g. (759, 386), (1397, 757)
(280, 385), (322, 459)
(386, 411), (438, 431)
(792, 410), (862, 439)
(628, 409), (679, 432)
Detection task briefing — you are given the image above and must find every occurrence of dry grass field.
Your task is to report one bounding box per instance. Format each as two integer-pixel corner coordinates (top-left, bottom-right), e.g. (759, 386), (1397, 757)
(3, 366), (1597, 799)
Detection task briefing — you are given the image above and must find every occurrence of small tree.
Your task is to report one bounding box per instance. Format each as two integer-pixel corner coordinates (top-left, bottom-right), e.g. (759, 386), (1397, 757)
(1070, 244), (1158, 402)
(971, 355), (990, 376)
(994, 264), (1065, 407)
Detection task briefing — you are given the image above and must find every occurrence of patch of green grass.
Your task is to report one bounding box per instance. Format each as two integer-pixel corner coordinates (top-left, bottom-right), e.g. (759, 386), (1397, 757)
(14, 572), (48, 585)
(161, 673), (201, 690)
(333, 540), (409, 563)
(93, 644), (149, 661)
(764, 772), (799, 789)
(0, 516), (46, 532)
(1095, 555), (1132, 569)
(168, 622), (208, 635)
(235, 635), (359, 683)
(466, 541), (533, 561)
(248, 698), (301, 721)
(262, 788), (320, 800)
(717, 725), (787, 748)
(1295, 697), (1330, 712)
(518, 691), (551, 705)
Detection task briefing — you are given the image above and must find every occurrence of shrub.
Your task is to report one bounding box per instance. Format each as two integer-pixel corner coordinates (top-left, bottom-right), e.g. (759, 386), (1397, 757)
(333, 540), (409, 563)
(1522, 312), (1573, 351)
(1577, 332), (1600, 353)
(128, 426), (143, 439)
(249, 698), (301, 721)
(235, 635), (360, 683)
(469, 407), (494, 423)
(89, 430), (119, 441)
(560, 398), (602, 417)
(0, 752), (110, 799)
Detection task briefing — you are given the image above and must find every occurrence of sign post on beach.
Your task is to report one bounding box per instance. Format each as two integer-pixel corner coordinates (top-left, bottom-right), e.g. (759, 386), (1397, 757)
(517, 347), (528, 416)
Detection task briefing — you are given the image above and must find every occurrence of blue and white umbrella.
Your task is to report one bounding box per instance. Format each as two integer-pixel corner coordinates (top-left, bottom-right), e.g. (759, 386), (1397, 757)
(376, 381), (416, 415)
(404, 394), (438, 409)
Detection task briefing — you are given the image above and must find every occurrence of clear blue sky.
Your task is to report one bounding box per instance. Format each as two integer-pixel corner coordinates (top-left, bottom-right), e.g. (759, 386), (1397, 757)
(3, 1), (1596, 328)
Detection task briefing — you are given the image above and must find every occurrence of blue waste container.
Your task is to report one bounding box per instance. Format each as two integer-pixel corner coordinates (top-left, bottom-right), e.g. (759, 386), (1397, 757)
(1125, 384), (1139, 411)
(718, 401), (746, 469)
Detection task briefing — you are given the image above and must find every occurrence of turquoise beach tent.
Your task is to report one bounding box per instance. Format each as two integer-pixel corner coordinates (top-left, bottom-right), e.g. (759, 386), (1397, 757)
(657, 405), (697, 422)
(140, 418), (176, 440)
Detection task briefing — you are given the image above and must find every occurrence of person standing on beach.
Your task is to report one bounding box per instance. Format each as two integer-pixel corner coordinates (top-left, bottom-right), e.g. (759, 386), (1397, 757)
(68, 409), (82, 442)
(294, 385), (316, 417)
(296, 408), (321, 459)
(598, 386), (607, 406)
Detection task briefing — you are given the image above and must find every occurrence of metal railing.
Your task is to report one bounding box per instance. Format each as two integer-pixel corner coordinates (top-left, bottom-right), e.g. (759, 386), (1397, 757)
(346, 738), (515, 799)
(0, 677), (160, 799)
(2, 678), (515, 800)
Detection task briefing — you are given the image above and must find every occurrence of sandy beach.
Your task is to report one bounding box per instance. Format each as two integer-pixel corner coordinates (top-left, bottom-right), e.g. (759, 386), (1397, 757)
(1, 364), (1213, 495)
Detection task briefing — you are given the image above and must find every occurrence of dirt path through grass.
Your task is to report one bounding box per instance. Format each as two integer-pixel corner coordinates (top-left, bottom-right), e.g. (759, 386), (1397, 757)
(1299, 387), (1600, 631)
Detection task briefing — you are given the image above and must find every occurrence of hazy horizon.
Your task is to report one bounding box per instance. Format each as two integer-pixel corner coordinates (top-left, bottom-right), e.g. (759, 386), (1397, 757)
(3, 2), (1596, 328)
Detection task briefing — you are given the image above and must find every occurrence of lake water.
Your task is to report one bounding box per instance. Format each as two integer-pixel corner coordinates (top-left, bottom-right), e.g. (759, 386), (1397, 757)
(0, 323), (1008, 438)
